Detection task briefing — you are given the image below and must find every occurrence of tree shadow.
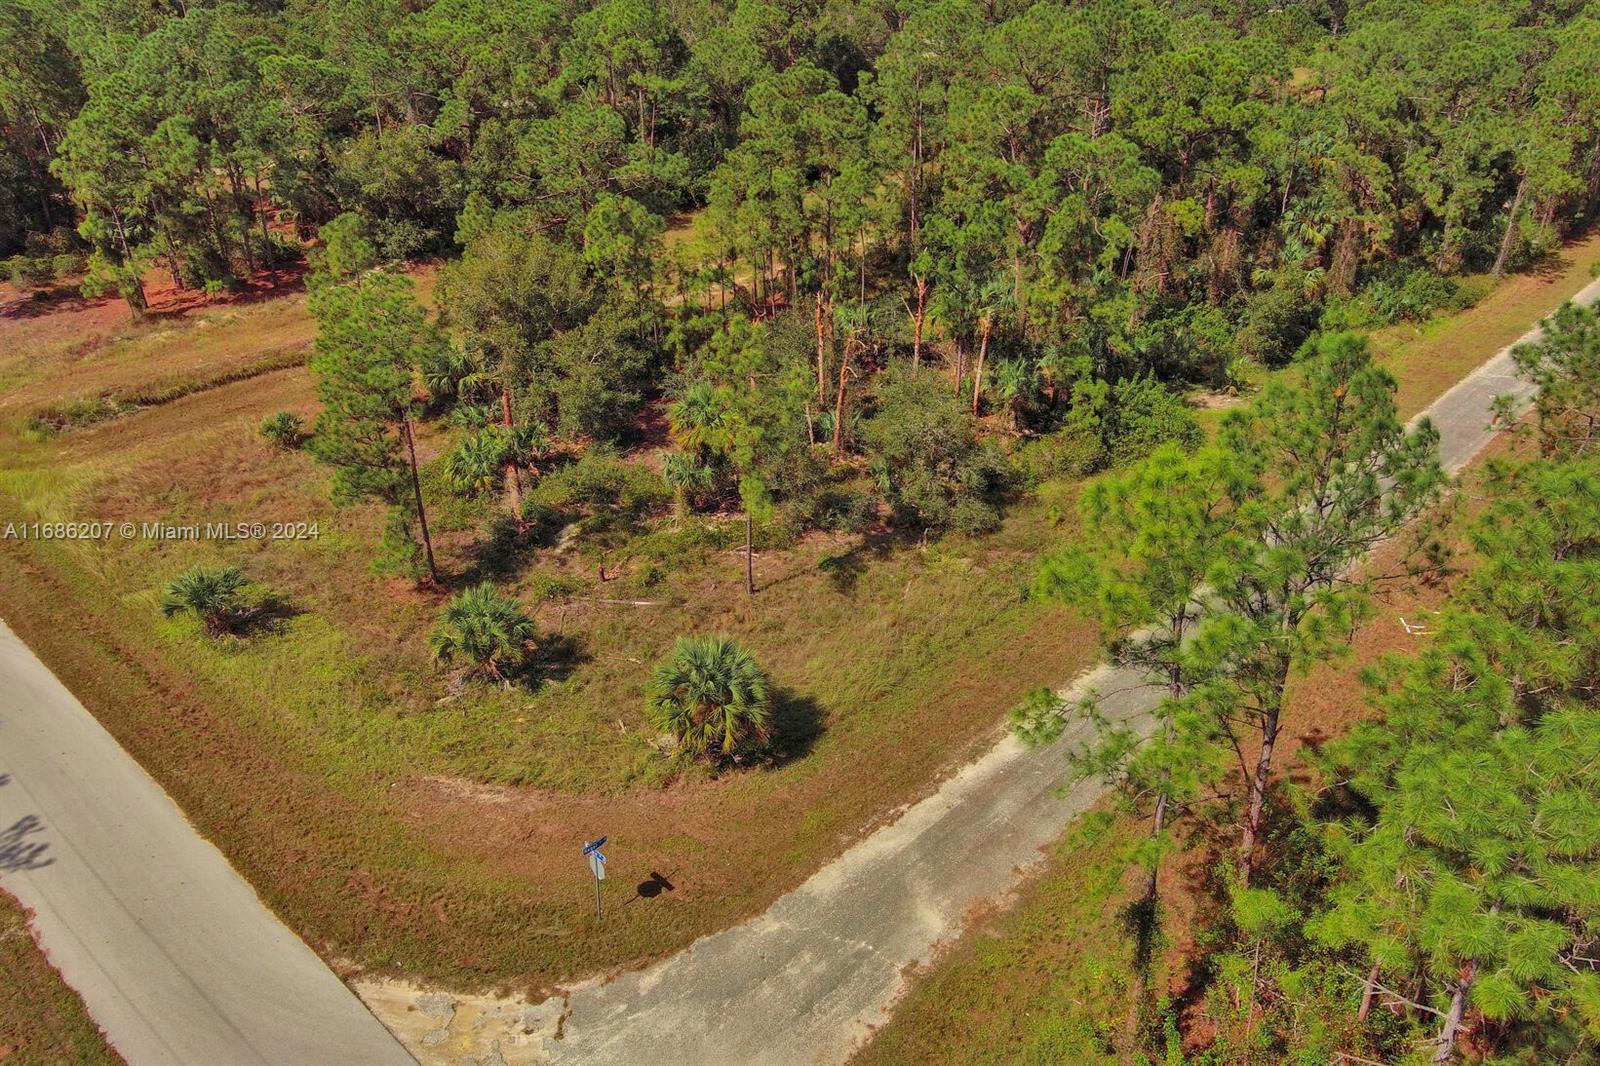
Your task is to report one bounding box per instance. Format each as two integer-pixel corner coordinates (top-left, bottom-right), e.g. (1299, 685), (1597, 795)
(758, 687), (825, 766)
(141, 262), (310, 320)
(1524, 247), (1573, 281)
(522, 631), (589, 687)
(1120, 890), (1161, 985)
(233, 592), (302, 637)
(816, 526), (908, 594)
(0, 815), (54, 873)
(0, 284), (115, 319)
(456, 515), (543, 587)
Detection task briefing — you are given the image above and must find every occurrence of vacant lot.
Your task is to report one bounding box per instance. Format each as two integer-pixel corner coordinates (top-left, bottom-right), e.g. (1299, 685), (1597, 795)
(0, 236), (1595, 992)
(0, 272), (1094, 987)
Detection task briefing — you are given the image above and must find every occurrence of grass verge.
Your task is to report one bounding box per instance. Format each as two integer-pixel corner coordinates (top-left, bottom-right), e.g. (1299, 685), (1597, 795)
(0, 888), (124, 1065)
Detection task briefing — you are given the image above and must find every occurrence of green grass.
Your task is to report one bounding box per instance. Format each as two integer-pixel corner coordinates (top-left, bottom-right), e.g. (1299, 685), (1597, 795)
(0, 890), (124, 1065)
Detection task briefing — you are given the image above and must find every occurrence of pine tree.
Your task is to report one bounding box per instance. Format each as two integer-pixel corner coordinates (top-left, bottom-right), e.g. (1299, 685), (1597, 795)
(1314, 458), (1600, 1062)
(1026, 332), (1445, 901)
(307, 266), (444, 583)
(1502, 300), (1600, 460)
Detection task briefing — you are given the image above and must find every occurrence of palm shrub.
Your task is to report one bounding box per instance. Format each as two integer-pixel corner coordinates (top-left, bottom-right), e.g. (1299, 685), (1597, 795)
(645, 636), (771, 762)
(446, 423), (543, 497)
(446, 425), (512, 495)
(259, 411), (304, 449)
(430, 583), (536, 682)
(161, 565), (250, 636)
(662, 451), (716, 516)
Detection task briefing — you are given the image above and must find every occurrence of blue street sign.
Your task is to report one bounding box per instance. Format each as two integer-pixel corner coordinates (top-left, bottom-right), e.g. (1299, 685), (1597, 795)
(585, 837), (609, 917)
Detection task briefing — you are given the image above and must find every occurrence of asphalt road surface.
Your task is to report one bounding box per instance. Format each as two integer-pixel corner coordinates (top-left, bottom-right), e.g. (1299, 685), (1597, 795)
(0, 620), (415, 1066)
(538, 277), (1600, 1066)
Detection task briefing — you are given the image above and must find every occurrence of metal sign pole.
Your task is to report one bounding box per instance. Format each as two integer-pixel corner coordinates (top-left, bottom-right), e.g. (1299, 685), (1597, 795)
(583, 836), (607, 921)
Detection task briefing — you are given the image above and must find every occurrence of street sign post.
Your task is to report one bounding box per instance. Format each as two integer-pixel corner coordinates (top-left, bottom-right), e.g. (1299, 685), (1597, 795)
(583, 836), (607, 919)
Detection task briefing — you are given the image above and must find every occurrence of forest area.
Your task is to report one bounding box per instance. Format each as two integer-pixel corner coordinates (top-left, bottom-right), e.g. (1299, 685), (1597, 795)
(5, 0), (1600, 1061)
(861, 304), (1600, 1064)
(6, 0), (1600, 565)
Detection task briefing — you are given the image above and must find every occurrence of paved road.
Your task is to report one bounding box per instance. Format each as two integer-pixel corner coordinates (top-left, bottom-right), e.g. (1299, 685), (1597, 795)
(0, 621), (415, 1066)
(540, 278), (1600, 1066)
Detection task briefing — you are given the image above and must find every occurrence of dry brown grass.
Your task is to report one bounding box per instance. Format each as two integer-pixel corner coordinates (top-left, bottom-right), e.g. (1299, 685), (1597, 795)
(0, 889), (123, 1065)
(1373, 235), (1600, 419)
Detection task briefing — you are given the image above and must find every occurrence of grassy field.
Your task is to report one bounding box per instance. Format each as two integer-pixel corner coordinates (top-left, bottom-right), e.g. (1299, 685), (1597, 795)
(0, 271), (1094, 988)
(0, 234), (1595, 995)
(0, 889), (123, 1065)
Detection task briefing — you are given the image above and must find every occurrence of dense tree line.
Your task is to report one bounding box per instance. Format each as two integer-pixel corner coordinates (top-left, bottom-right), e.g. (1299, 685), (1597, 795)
(7, 0), (1599, 329)
(7, 0), (1600, 570)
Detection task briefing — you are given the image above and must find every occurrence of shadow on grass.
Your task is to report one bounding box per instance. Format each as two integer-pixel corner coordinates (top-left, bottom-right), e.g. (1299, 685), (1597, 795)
(759, 686), (825, 766)
(522, 631), (589, 687)
(1525, 247), (1575, 281)
(456, 515), (544, 587)
(0, 284), (113, 319)
(632, 870), (676, 902)
(815, 525), (914, 594)
(233, 592), (301, 637)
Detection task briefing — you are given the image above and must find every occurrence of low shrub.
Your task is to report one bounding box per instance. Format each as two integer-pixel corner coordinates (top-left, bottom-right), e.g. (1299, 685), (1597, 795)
(259, 411), (304, 449)
(1326, 265), (1474, 330)
(645, 636), (771, 763)
(1026, 376), (1202, 484)
(160, 565), (251, 638)
(1236, 273), (1321, 367)
(1014, 431), (1105, 484)
(1098, 376), (1204, 467)
(50, 252), (85, 279)
(522, 450), (670, 547)
(5, 255), (53, 287)
(525, 571), (582, 601)
(799, 488), (879, 533)
(430, 583), (536, 683)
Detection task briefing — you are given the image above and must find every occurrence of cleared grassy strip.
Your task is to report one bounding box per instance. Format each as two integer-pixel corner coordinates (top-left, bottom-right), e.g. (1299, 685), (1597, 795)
(26, 344), (310, 433)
